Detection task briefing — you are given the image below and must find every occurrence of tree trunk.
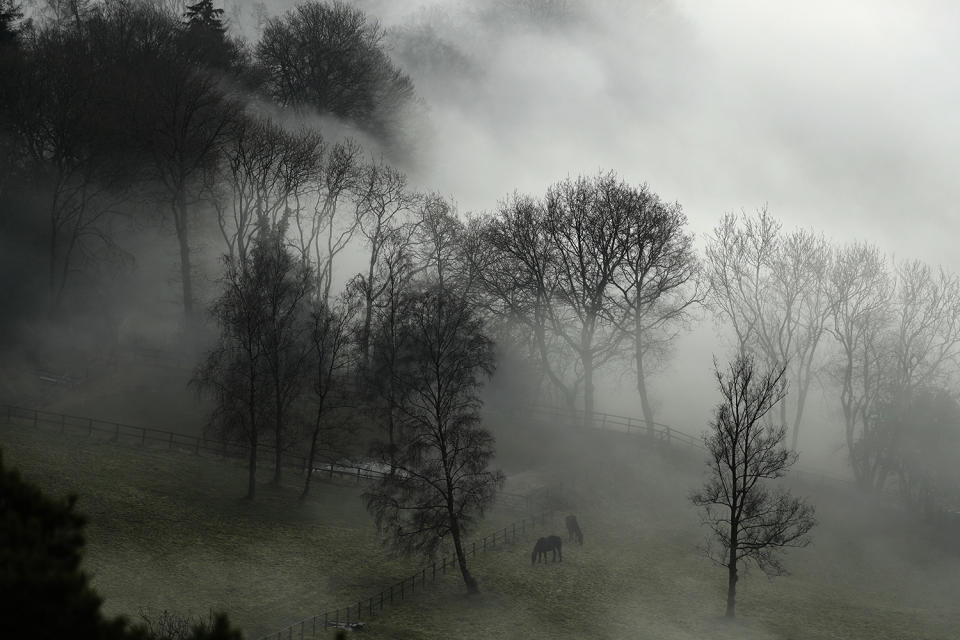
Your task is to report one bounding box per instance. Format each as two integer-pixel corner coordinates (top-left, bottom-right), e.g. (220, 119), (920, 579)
(273, 388), (283, 486)
(726, 533), (738, 618)
(582, 348), (595, 429)
(636, 347), (656, 436)
(726, 500), (739, 618)
(301, 409), (322, 500)
(725, 559), (738, 618)
(247, 438), (257, 500)
(449, 517), (478, 594)
(174, 194), (195, 330)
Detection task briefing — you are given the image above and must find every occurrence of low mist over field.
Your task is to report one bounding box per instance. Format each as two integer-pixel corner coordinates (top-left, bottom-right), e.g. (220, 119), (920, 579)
(2, 1), (960, 639)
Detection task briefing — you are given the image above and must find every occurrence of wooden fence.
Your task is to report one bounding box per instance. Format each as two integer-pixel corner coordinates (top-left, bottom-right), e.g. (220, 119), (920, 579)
(515, 404), (878, 493)
(0, 403), (538, 514)
(517, 404), (704, 449)
(257, 510), (555, 640)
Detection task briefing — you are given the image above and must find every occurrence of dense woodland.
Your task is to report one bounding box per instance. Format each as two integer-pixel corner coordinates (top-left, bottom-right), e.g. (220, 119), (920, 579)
(3, 1), (960, 636)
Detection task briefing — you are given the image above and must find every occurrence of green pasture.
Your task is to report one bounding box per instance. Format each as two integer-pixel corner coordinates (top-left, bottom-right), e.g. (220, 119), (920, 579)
(2, 412), (960, 640)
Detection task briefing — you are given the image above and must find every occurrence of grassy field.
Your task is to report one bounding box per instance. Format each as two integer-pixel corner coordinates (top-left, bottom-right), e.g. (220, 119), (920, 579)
(3, 410), (960, 640)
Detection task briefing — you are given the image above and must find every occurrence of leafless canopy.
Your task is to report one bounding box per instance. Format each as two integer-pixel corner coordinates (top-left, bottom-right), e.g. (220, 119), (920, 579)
(691, 354), (815, 618)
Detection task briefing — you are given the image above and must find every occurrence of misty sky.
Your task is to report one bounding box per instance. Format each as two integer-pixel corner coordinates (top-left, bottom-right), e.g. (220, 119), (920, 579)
(214, 0), (960, 463)
(351, 0), (958, 461)
(389, 0), (960, 270)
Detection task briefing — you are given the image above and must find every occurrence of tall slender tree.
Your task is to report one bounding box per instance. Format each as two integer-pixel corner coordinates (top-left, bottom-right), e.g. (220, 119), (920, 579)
(364, 287), (503, 594)
(691, 354), (816, 618)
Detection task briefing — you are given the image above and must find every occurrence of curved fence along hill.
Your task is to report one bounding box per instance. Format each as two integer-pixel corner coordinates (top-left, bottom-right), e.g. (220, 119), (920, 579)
(0, 401), (879, 639)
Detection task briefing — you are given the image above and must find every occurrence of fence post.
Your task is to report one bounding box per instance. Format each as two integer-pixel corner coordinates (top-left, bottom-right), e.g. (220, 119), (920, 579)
(472, 541), (476, 556)
(357, 467), (361, 484)
(483, 537), (486, 552)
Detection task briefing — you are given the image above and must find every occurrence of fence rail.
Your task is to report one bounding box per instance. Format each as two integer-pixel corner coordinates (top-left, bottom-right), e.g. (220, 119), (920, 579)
(257, 510), (555, 640)
(512, 404), (875, 493)
(0, 404), (328, 470)
(517, 404), (704, 450)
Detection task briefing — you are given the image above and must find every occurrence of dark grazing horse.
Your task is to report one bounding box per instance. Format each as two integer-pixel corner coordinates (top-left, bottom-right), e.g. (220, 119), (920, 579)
(531, 535), (563, 564)
(565, 514), (583, 546)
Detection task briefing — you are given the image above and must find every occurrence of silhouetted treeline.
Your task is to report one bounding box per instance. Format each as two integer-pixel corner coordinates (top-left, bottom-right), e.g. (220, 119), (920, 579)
(0, 0), (420, 347)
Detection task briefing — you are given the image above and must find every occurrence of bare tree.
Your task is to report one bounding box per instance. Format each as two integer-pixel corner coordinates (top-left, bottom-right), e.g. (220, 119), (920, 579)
(217, 116), (323, 268)
(542, 172), (636, 426)
(411, 193), (464, 292)
(289, 138), (362, 304)
(476, 194), (580, 411)
(195, 229), (271, 500)
(256, 222), (314, 486)
(360, 231), (418, 474)
(255, 1), (417, 149)
(195, 221), (313, 496)
(691, 354), (816, 618)
(827, 242), (892, 490)
(131, 10), (240, 330)
(889, 260), (960, 392)
(610, 190), (702, 434)
(352, 161), (419, 366)
(12, 25), (132, 311)
(705, 208), (834, 450)
(301, 293), (359, 499)
(364, 287), (504, 594)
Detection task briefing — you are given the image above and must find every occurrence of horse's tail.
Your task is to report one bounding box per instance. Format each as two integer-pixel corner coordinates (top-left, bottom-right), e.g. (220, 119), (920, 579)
(531, 548), (538, 564)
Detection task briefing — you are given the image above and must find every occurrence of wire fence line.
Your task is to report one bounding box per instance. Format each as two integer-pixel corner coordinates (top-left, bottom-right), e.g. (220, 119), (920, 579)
(257, 510), (556, 640)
